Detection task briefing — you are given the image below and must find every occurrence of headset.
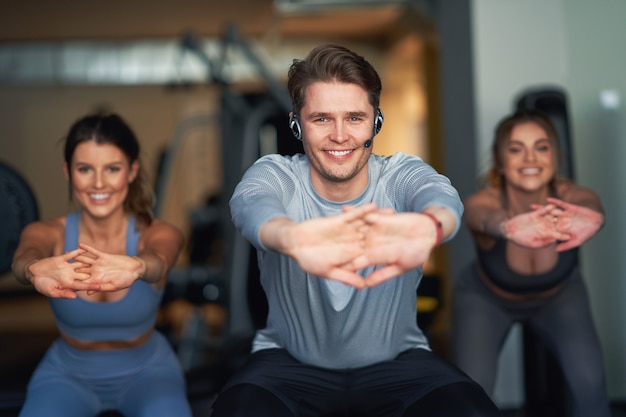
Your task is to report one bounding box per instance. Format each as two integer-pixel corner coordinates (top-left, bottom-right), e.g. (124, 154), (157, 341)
(289, 108), (384, 143)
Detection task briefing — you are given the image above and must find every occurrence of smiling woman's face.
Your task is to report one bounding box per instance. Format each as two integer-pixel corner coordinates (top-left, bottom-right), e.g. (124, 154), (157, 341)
(65, 140), (138, 218)
(500, 121), (556, 193)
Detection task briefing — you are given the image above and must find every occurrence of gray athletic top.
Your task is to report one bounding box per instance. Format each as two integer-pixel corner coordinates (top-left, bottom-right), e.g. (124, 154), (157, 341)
(230, 152), (463, 369)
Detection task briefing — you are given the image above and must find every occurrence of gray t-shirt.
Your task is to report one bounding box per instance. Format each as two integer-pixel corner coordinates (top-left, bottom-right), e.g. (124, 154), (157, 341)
(230, 152), (463, 369)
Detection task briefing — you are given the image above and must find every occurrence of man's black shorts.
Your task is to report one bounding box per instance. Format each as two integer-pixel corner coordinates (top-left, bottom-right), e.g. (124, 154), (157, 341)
(219, 347), (477, 417)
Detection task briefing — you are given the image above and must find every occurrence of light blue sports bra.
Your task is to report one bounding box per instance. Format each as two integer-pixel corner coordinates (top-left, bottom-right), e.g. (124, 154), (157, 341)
(49, 211), (163, 341)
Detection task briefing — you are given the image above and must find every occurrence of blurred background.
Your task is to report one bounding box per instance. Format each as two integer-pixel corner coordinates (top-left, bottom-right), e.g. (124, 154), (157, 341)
(0, 0), (625, 416)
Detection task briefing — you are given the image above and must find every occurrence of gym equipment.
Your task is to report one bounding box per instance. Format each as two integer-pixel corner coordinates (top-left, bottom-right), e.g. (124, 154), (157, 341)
(0, 161), (39, 275)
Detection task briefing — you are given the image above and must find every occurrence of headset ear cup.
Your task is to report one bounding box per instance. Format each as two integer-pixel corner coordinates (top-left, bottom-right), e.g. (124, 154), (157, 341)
(374, 109), (384, 136)
(289, 113), (302, 141)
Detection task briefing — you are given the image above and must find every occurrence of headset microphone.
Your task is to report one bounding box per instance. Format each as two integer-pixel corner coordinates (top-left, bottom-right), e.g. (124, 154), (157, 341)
(363, 109), (383, 149)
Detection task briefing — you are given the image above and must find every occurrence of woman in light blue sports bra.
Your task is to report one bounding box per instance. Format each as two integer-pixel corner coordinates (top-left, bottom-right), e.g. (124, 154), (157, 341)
(11, 113), (192, 417)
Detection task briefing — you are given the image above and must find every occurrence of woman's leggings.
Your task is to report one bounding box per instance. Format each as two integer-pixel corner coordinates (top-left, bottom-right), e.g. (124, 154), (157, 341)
(18, 332), (192, 417)
(452, 263), (611, 417)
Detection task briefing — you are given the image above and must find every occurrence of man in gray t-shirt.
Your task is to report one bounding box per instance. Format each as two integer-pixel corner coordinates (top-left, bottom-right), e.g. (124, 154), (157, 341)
(211, 44), (501, 417)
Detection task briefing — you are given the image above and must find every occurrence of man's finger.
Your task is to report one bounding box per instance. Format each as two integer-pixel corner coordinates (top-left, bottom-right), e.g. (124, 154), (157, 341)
(364, 266), (403, 288)
(324, 270), (366, 289)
